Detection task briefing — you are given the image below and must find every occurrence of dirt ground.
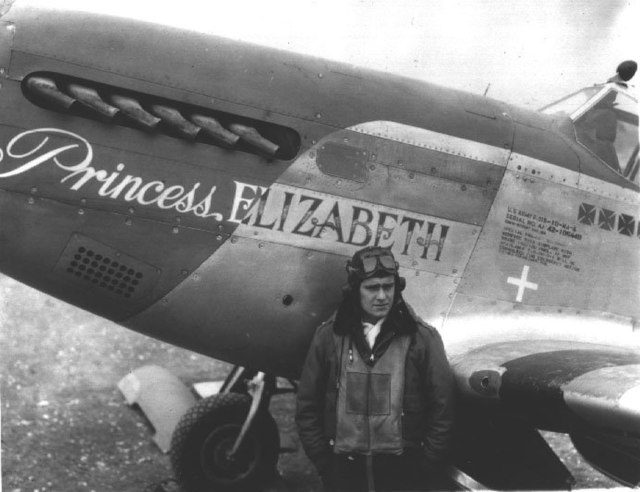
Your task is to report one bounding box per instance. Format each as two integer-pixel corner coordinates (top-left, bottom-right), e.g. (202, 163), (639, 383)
(1, 275), (619, 492)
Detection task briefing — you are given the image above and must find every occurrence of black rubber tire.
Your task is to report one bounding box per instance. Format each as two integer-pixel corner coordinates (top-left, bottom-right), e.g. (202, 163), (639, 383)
(170, 393), (280, 492)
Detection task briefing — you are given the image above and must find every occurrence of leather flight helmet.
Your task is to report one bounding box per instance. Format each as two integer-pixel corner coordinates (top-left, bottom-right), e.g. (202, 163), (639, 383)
(345, 246), (406, 291)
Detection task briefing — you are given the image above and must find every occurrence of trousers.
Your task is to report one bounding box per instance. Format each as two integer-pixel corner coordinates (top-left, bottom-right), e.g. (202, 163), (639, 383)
(321, 449), (447, 492)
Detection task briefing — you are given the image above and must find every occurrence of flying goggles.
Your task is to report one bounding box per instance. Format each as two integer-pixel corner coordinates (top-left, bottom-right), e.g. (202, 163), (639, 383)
(346, 247), (399, 280)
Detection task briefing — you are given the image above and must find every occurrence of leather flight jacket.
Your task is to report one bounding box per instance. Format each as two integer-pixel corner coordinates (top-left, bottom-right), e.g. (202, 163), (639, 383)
(333, 332), (411, 455)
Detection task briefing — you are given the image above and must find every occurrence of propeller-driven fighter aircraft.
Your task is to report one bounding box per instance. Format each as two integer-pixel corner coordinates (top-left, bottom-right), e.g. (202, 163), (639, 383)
(1, 3), (638, 491)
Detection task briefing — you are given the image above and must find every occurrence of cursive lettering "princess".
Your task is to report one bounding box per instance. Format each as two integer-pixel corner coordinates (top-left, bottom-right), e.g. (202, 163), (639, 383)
(0, 128), (223, 219)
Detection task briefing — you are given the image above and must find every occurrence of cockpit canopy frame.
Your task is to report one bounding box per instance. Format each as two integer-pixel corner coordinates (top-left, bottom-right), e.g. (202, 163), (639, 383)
(542, 84), (639, 185)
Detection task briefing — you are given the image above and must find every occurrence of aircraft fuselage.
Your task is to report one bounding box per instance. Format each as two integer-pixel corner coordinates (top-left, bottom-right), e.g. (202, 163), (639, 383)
(0, 5), (638, 379)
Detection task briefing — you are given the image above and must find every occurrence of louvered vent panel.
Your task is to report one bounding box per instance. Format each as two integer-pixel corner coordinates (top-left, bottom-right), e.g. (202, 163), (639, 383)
(55, 234), (159, 301)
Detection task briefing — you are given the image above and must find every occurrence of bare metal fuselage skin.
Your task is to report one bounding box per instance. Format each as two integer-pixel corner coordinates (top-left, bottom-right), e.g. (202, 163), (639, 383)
(1, 7), (638, 384)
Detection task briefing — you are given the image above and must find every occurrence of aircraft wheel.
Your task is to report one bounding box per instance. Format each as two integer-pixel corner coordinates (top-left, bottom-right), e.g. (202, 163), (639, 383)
(170, 393), (280, 492)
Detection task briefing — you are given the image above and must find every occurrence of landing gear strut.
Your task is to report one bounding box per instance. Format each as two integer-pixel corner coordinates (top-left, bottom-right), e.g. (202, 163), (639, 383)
(169, 367), (296, 492)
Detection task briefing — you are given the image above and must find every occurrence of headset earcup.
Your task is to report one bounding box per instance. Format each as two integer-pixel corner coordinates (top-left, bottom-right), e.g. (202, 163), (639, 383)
(397, 276), (406, 292)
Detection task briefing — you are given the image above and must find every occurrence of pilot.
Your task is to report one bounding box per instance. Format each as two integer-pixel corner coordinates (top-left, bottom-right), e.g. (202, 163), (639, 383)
(575, 92), (621, 172)
(577, 106), (620, 172)
(296, 246), (455, 491)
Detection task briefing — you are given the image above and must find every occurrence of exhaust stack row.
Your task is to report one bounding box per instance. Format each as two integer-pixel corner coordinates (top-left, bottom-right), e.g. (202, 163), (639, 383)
(25, 75), (280, 156)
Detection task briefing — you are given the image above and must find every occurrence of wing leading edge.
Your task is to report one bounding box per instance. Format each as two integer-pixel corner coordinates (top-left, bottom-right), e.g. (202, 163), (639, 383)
(451, 339), (640, 487)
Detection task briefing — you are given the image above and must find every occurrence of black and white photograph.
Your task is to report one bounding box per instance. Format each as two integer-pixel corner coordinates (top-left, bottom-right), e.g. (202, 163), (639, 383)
(1, 0), (638, 491)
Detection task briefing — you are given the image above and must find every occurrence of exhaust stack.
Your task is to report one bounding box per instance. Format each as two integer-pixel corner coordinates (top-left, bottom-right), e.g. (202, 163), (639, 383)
(25, 76), (75, 110)
(190, 114), (239, 145)
(150, 104), (201, 139)
(67, 83), (119, 119)
(109, 94), (161, 130)
(229, 123), (279, 156)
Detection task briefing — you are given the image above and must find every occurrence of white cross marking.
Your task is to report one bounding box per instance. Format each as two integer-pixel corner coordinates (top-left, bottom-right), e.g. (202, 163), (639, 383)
(507, 265), (538, 302)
